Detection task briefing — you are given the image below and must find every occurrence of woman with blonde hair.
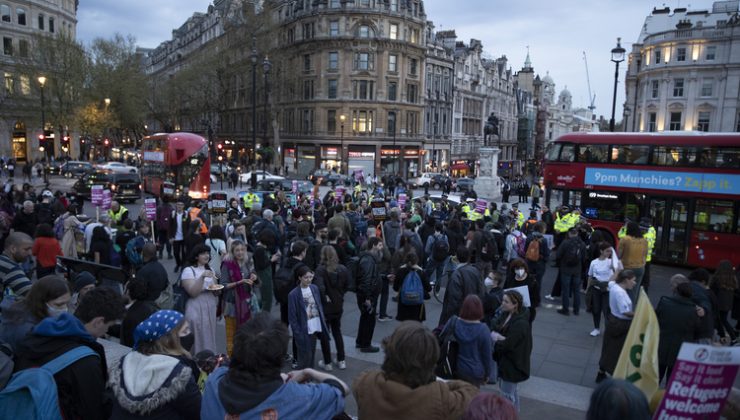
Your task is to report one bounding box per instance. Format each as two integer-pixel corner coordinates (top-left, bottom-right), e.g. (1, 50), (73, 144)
(219, 239), (258, 355)
(109, 310), (201, 419)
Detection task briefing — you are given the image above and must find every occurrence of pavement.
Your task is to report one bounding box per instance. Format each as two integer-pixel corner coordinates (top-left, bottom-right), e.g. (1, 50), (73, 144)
(19, 174), (706, 418)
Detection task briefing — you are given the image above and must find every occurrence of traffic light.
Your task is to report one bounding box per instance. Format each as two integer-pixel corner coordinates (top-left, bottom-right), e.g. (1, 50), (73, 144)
(216, 143), (224, 162)
(103, 138), (110, 147)
(38, 133), (45, 152)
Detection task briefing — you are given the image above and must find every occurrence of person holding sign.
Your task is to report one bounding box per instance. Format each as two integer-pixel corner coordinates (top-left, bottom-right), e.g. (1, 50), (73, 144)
(596, 270), (637, 383)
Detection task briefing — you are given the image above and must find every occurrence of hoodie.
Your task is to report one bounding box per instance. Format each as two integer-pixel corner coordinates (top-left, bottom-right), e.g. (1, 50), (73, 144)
(201, 367), (344, 420)
(13, 313), (110, 420)
(109, 352), (201, 420)
(452, 319), (492, 383)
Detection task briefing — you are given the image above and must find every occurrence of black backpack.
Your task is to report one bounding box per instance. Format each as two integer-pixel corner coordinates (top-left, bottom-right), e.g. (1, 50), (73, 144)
(273, 264), (298, 305)
(36, 203), (55, 226)
(563, 239), (583, 267)
(432, 235), (450, 262)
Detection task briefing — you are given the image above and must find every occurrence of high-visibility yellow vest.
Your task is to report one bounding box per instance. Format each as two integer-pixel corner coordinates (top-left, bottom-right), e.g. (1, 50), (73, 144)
(618, 225), (627, 239)
(243, 193), (260, 208)
(554, 212), (569, 233)
(108, 205), (128, 226)
(644, 226), (656, 262)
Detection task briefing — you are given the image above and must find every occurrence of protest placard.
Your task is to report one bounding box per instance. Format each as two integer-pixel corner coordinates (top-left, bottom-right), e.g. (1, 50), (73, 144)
(91, 185), (103, 206)
(102, 190), (112, 210)
(144, 198), (157, 221)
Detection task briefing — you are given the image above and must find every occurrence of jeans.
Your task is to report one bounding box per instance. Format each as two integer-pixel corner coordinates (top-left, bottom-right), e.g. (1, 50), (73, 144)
(378, 277), (390, 318)
(527, 260), (546, 304)
(356, 294), (377, 348)
(157, 230), (172, 256)
(296, 332), (319, 369)
(499, 379), (520, 412)
(560, 271), (581, 313)
(591, 285), (609, 329)
(424, 256), (450, 285)
(172, 240), (185, 268)
(717, 310), (737, 340)
(319, 314), (345, 362)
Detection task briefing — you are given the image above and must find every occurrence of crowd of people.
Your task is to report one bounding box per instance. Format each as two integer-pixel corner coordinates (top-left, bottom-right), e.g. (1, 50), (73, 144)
(0, 173), (737, 419)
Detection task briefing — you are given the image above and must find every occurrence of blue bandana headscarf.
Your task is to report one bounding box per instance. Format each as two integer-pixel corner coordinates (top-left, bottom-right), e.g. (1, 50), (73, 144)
(133, 310), (183, 350)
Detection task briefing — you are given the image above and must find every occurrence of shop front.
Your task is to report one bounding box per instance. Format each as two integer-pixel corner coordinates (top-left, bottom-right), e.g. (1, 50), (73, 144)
(450, 160), (471, 178)
(348, 146), (376, 178)
(402, 148), (421, 178)
(320, 146), (341, 173)
(12, 121), (27, 162)
(380, 147), (400, 175)
(296, 145), (317, 178)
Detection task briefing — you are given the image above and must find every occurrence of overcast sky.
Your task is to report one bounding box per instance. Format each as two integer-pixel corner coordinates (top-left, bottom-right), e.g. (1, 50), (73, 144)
(77, 0), (710, 118)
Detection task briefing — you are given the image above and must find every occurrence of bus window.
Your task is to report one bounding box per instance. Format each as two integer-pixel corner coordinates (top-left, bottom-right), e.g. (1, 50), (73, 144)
(577, 144), (608, 163)
(581, 191), (623, 222)
(611, 145), (650, 164)
(625, 193), (646, 222)
(545, 143), (562, 161)
(694, 199), (735, 233)
(653, 146), (697, 166)
(560, 144), (575, 162)
(716, 148), (740, 169)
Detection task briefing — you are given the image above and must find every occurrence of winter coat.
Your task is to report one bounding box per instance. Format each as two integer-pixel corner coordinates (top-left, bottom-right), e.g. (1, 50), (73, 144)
(690, 282), (715, 339)
(109, 352), (201, 420)
(313, 264), (349, 317)
(493, 310), (532, 383)
(14, 313), (110, 420)
(136, 259), (170, 302)
(383, 220), (402, 251)
(656, 295), (700, 367)
(120, 300), (159, 348)
(288, 284), (329, 351)
(353, 370), (478, 420)
(439, 264), (484, 327)
(393, 264), (431, 322)
(0, 301), (40, 351)
(357, 251), (382, 299)
(451, 318), (493, 384)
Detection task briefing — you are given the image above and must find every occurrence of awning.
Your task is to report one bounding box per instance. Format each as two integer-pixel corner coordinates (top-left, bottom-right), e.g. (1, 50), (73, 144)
(450, 163), (469, 170)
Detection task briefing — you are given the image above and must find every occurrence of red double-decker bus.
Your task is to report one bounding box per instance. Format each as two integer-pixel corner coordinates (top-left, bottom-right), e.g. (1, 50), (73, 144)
(543, 132), (740, 268)
(141, 132), (211, 200)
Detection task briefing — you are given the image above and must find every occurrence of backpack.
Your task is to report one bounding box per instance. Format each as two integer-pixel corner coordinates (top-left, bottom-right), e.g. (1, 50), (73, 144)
(53, 215), (67, 240)
(344, 256), (360, 293)
(125, 236), (147, 269)
(0, 346), (97, 420)
(482, 231), (499, 263)
(432, 235), (450, 262)
(36, 204), (55, 226)
(273, 264), (297, 305)
(156, 268), (176, 310)
(513, 232), (526, 258)
(525, 237), (541, 262)
(399, 269), (424, 305)
(563, 240), (583, 267)
(434, 316), (459, 379)
(172, 267), (194, 314)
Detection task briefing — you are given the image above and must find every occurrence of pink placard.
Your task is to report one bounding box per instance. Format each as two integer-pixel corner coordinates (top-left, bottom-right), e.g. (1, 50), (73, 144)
(91, 185), (103, 206)
(144, 198), (157, 221)
(475, 199), (487, 214)
(102, 190), (112, 210)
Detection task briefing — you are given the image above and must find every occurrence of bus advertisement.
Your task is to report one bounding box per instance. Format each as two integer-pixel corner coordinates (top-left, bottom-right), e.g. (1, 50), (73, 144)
(543, 132), (739, 268)
(141, 132), (211, 200)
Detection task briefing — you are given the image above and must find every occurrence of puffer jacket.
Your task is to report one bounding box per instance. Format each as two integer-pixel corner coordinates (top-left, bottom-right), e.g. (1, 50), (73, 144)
(109, 351), (201, 420)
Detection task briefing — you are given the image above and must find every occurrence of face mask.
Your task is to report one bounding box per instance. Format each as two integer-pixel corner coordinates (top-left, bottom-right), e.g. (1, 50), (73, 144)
(484, 277), (495, 288)
(515, 269), (526, 277)
(47, 304), (68, 318)
(180, 333), (195, 351)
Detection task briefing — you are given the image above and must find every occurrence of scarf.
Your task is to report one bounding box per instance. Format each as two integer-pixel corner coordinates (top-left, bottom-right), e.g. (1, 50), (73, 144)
(223, 259), (252, 326)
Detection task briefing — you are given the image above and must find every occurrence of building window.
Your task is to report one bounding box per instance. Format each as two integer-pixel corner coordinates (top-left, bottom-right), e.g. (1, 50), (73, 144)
(388, 54), (397, 72)
(654, 49), (662, 64)
(3, 37), (12, 56)
(706, 46), (716, 60)
(647, 112), (657, 132)
(19, 74), (29, 95)
(357, 25), (372, 38)
(409, 58), (418, 76)
(303, 54), (311, 71)
(352, 80), (375, 100)
(358, 0), (370, 7)
(287, 28), (294, 43)
(303, 80), (314, 100)
(387, 82), (397, 101)
(18, 39), (27, 58)
(16, 7), (25, 25)
(410, 29), (419, 44)
(0, 5), (9, 22)
(701, 78), (713, 97)
(673, 78), (684, 97)
(327, 110), (337, 133)
(353, 52), (374, 71)
(677, 47), (686, 61)
(4, 72), (12, 94)
(303, 22), (314, 39)
(390, 0), (398, 11)
(327, 79), (338, 99)
(406, 83), (417, 103)
(697, 111), (710, 132)
(406, 111), (418, 135)
(388, 112), (396, 135)
(49, 17), (54, 33)
(353, 110), (374, 133)
(669, 111), (682, 131)
(389, 23), (398, 40)
(328, 52), (338, 70)
(302, 109), (313, 134)
(330, 0), (340, 8)
(329, 20), (339, 37)
(38, 13), (44, 29)
(651, 80), (659, 98)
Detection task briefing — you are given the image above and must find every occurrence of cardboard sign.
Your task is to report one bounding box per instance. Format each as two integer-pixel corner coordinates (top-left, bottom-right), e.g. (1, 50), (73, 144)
(102, 189), (112, 210)
(653, 343), (740, 420)
(292, 180), (298, 194)
(503, 285), (531, 307)
(398, 193), (407, 209)
(91, 185), (103, 206)
(163, 181), (175, 196)
(208, 192), (227, 214)
(286, 193), (297, 207)
(335, 187), (345, 203)
(371, 199), (387, 221)
(144, 198), (157, 221)
(475, 199), (487, 214)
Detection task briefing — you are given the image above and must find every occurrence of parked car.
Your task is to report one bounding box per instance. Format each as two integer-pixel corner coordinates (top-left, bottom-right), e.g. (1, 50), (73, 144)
(453, 177), (476, 192)
(61, 161), (93, 178)
(239, 170), (284, 184)
(320, 173), (351, 187)
(46, 160), (64, 175)
(410, 172), (441, 188)
(308, 169), (332, 185)
(73, 171), (141, 203)
(96, 162), (138, 174)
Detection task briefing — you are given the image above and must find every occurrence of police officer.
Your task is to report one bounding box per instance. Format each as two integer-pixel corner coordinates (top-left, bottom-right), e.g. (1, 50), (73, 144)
(108, 200), (129, 229)
(639, 216), (656, 293)
(243, 189), (261, 213)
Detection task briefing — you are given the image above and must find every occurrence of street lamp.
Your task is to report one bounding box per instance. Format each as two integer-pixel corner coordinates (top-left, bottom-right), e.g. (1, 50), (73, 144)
(609, 37), (626, 132)
(432, 119), (438, 170)
(339, 114), (346, 174)
(250, 38), (259, 189)
(38, 76), (48, 181)
(263, 56), (271, 174)
(392, 109), (399, 175)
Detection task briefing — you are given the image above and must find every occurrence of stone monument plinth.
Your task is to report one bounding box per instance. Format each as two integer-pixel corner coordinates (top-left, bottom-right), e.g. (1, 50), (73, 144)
(475, 146), (501, 202)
